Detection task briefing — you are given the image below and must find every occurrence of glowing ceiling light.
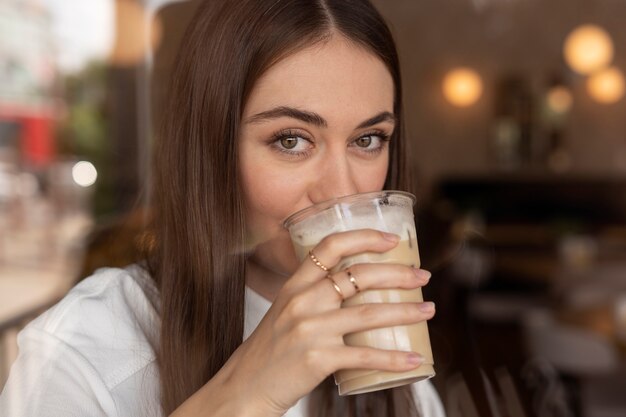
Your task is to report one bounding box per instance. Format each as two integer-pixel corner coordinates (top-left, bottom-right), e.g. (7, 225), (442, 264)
(546, 86), (573, 114)
(442, 67), (483, 107)
(564, 24), (614, 75)
(587, 66), (625, 104)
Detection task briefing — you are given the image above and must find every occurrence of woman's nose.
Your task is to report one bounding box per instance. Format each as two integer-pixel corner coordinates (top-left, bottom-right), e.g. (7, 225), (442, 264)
(308, 154), (359, 203)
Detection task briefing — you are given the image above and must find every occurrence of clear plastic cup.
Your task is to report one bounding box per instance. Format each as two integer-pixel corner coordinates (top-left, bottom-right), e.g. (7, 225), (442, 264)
(283, 190), (435, 395)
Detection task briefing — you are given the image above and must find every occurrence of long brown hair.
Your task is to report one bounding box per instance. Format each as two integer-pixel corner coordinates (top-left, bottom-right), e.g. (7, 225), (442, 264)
(150, 0), (416, 415)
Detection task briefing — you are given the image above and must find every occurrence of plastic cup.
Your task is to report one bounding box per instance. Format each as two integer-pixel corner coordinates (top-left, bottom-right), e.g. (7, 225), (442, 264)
(283, 190), (435, 395)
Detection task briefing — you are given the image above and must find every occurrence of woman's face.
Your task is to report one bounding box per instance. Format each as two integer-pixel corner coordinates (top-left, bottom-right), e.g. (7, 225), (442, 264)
(239, 35), (395, 276)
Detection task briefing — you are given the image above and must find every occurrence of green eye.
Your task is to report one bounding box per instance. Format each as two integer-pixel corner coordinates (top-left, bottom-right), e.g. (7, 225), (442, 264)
(280, 137), (299, 149)
(355, 136), (372, 147)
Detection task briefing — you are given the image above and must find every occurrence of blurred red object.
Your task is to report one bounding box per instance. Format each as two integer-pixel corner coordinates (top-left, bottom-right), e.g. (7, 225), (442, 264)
(0, 104), (56, 167)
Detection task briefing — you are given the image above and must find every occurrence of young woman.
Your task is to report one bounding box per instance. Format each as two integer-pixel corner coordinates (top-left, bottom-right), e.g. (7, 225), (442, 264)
(0, 1), (445, 416)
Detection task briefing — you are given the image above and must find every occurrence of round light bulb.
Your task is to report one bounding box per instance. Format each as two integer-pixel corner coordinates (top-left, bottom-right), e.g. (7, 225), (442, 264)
(442, 67), (483, 107)
(587, 66), (625, 104)
(546, 86), (573, 114)
(564, 24), (614, 75)
(72, 161), (98, 187)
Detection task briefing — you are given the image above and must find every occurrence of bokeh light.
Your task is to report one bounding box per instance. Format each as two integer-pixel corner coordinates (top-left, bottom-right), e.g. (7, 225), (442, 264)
(442, 67), (483, 107)
(546, 86), (573, 114)
(587, 66), (625, 104)
(564, 24), (614, 75)
(72, 161), (98, 187)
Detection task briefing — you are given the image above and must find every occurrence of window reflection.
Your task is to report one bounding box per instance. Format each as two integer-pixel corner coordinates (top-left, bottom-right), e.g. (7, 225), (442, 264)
(1, 1), (626, 416)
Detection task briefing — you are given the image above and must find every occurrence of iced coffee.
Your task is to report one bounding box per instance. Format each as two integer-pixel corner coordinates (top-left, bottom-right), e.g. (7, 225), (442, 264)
(283, 191), (435, 395)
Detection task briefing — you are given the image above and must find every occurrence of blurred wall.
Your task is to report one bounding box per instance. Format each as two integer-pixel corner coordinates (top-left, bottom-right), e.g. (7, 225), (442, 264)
(371, 0), (626, 186)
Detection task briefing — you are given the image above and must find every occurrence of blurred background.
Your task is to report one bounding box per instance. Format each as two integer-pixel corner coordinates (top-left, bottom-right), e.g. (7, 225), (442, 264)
(0, 0), (625, 416)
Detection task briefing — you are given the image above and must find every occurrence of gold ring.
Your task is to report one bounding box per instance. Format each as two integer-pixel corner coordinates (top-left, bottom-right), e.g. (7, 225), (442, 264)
(309, 250), (329, 272)
(326, 275), (344, 301)
(346, 270), (360, 293)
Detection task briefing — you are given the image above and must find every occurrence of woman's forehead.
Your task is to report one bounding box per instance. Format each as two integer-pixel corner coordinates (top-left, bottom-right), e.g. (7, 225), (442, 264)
(243, 35), (395, 126)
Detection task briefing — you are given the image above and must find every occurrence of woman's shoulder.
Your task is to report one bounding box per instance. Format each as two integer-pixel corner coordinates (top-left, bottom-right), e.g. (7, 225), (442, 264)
(71, 264), (161, 322)
(21, 264), (160, 388)
(29, 264), (159, 332)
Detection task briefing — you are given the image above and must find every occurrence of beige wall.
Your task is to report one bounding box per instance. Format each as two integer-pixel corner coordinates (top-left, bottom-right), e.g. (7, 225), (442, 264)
(371, 0), (626, 186)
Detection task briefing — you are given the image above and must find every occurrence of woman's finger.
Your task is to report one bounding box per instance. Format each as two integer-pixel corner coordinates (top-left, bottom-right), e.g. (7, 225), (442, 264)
(324, 346), (426, 375)
(329, 265), (431, 300)
(309, 301), (435, 336)
(288, 265), (431, 311)
(294, 229), (401, 283)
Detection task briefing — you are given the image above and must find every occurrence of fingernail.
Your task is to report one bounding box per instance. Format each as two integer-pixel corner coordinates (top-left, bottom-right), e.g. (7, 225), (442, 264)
(413, 269), (431, 282)
(419, 302), (435, 313)
(407, 352), (424, 365)
(382, 232), (400, 242)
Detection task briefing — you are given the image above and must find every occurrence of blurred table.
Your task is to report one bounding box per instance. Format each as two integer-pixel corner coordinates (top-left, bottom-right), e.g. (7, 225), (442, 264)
(0, 260), (79, 390)
(0, 213), (91, 388)
(0, 260), (76, 331)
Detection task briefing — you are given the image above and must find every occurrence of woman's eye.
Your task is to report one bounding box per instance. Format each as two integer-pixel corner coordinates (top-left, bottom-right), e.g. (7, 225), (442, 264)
(270, 132), (314, 156)
(280, 137), (299, 149)
(351, 132), (389, 153)
(355, 136), (373, 148)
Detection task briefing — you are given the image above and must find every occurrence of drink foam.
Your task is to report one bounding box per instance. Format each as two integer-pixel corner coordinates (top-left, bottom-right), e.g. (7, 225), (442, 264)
(289, 204), (416, 246)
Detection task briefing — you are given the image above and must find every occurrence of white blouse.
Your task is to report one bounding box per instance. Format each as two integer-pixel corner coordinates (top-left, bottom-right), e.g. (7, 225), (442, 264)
(0, 265), (445, 416)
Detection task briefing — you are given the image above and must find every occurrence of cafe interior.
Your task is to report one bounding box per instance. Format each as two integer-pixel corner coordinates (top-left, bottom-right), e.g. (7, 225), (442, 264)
(1, 0), (625, 416)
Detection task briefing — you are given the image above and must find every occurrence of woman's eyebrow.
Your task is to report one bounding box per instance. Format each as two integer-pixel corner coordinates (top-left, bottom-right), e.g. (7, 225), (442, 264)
(356, 111), (396, 129)
(246, 106), (327, 127)
(245, 106), (396, 129)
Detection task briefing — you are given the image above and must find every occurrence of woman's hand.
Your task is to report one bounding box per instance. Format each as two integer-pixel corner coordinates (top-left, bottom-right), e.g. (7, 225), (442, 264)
(173, 229), (434, 417)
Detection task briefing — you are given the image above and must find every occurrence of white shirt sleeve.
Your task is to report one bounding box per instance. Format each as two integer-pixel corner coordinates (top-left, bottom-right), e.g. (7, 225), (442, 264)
(414, 379), (447, 417)
(1, 267), (162, 417)
(0, 326), (118, 417)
